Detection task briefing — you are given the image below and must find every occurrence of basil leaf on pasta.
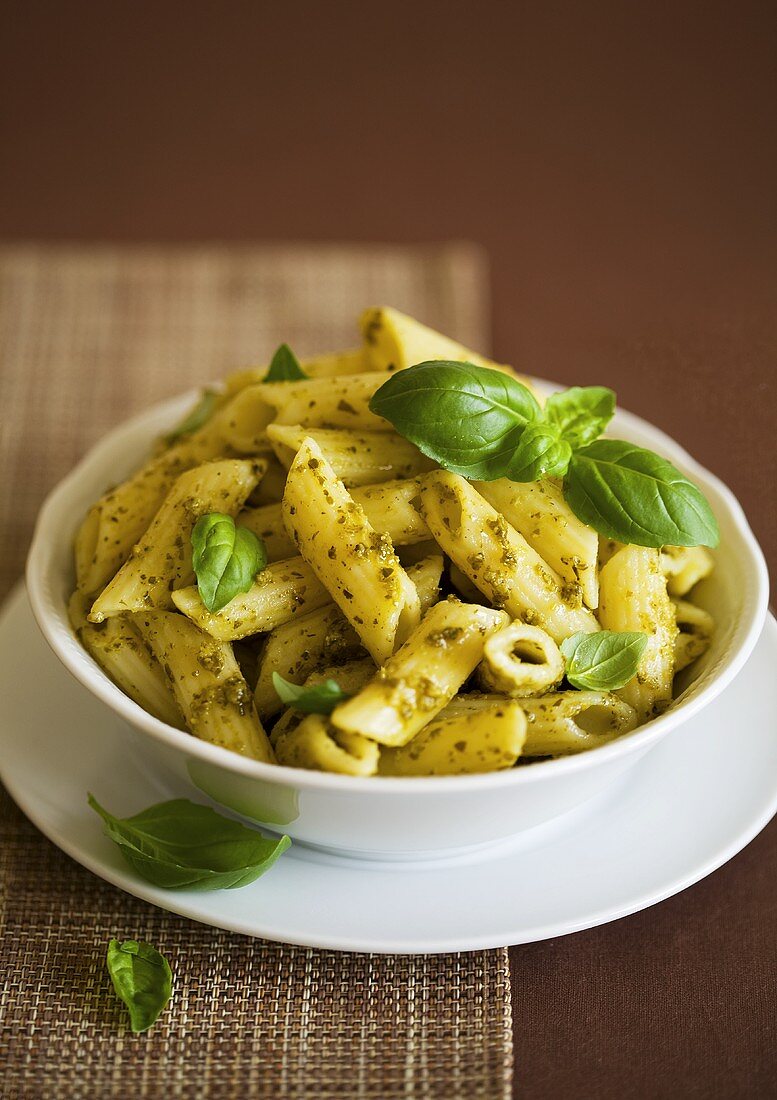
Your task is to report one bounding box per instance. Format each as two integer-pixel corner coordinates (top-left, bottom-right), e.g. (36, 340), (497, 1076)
(164, 390), (220, 444)
(560, 631), (649, 691)
(107, 939), (172, 1033)
(543, 386), (615, 449)
(264, 344), (308, 382)
(505, 423), (572, 481)
(191, 513), (267, 612)
(272, 672), (351, 715)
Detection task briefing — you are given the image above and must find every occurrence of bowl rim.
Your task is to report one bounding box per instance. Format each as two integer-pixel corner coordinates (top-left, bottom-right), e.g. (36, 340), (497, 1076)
(26, 381), (770, 795)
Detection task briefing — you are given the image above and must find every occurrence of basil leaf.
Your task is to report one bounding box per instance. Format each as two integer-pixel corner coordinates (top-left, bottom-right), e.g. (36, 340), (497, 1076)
(272, 672), (351, 715)
(164, 389), (219, 445)
(544, 386), (615, 448)
(564, 439), (720, 548)
(107, 939), (172, 1033)
(505, 423), (572, 481)
(369, 361), (542, 479)
(264, 343), (308, 382)
(560, 630), (649, 691)
(191, 513), (267, 612)
(89, 795), (290, 890)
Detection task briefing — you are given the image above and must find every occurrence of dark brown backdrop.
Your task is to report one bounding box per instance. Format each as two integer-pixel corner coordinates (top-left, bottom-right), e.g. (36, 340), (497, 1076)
(1, 3), (775, 1098)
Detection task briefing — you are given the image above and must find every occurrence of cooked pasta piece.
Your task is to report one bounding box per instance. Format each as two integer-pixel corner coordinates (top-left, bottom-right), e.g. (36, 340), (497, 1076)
(225, 348), (369, 394)
(68, 593), (185, 728)
(378, 698), (527, 776)
(250, 456), (289, 505)
(661, 545), (715, 597)
(598, 546), (678, 721)
(476, 622), (564, 697)
(331, 598), (508, 746)
(520, 691), (638, 756)
(282, 437), (421, 664)
(134, 609), (274, 762)
(88, 459), (264, 621)
(239, 477), (429, 563)
(673, 599), (715, 673)
(254, 555), (443, 719)
(417, 471), (598, 642)
(476, 478), (599, 608)
(267, 424), (434, 486)
(172, 556), (331, 640)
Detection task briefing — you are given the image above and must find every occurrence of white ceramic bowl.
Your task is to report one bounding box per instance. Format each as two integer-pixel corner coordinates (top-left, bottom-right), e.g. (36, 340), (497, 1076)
(26, 386), (769, 860)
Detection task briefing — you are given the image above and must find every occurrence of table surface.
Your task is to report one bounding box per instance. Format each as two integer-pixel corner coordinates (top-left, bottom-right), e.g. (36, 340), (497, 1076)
(1, 5), (775, 1098)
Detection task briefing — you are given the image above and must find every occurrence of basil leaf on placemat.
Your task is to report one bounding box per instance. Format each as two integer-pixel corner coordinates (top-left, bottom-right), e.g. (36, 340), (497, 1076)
(164, 389), (220, 444)
(272, 672), (351, 715)
(264, 343), (308, 382)
(107, 939), (172, 1033)
(191, 513), (267, 612)
(369, 360), (542, 479)
(561, 630), (649, 691)
(543, 385), (615, 449)
(564, 440), (720, 548)
(89, 795), (290, 890)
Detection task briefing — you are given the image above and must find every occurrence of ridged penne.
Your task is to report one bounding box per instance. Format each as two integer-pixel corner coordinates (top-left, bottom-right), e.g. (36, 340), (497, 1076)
(331, 598), (508, 746)
(673, 598), (715, 673)
(476, 622), (564, 697)
(282, 437), (421, 664)
(267, 424), (434, 486)
(88, 459), (265, 621)
(475, 478), (599, 608)
(598, 546), (678, 721)
(133, 609), (274, 762)
(417, 471), (598, 642)
(520, 691), (638, 755)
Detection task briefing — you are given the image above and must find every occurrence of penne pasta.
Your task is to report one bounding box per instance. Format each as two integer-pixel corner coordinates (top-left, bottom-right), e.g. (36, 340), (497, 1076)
(417, 471), (598, 642)
(267, 424), (434, 486)
(476, 478), (599, 608)
(519, 691), (638, 755)
(282, 437), (421, 664)
(225, 348), (369, 394)
(331, 598), (508, 747)
(476, 622), (565, 697)
(661, 545), (715, 597)
(673, 598), (715, 673)
(598, 546), (678, 721)
(133, 609), (274, 762)
(172, 556), (331, 640)
(88, 459), (265, 621)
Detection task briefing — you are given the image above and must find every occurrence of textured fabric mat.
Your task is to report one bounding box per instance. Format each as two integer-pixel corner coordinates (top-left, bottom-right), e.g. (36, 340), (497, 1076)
(0, 243), (512, 1100)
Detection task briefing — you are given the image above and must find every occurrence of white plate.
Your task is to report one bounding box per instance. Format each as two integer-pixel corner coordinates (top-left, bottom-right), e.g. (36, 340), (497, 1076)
(2, 584), (776, 953)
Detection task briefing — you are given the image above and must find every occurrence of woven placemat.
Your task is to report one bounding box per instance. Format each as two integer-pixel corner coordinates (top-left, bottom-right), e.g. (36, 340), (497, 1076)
(0, 243), (512, 1100)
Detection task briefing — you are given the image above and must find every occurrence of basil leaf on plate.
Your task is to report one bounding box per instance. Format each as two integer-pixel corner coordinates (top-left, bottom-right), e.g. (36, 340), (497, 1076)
(191, 513), (267, 613)
(89, 795), (290, 890)
(272, 672), (351, 715)
(369, 360), (542, 479)
(564, 440), (720, 548)
(543, 386), (615, 449)
(505, 423), (572, 482)
(107, 939), (172, 1033)
(264, 343), (308, 382)
(560, 631), (649, 691)
(164, 389), (220, 445)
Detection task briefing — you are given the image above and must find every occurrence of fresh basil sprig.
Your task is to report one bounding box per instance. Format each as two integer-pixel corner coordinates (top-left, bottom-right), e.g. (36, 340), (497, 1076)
(164, 389), (219, 445)
(560, 631), (648, 691)
(264, 343), (308, 382)
(272, 672), (351, 715)
(89, 795), (290, 890)
(107, 939), (172, 1033)
(369, 362), (719, 548)
(191, 513), (267, 613)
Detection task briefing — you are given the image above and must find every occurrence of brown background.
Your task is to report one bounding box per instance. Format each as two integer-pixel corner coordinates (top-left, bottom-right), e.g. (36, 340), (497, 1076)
(1, 3), (775, 1098)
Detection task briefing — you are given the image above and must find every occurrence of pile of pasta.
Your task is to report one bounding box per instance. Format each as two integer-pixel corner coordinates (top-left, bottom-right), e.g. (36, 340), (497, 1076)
(69, 307), (715, 777)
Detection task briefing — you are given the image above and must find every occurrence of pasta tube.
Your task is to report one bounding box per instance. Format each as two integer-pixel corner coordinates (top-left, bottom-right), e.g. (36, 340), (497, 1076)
(476, 623), (564, 697)
(475, 478), (599, 608)
(267, 424), (434, 486)
(378, 699), (526, 776)
(598, 546), (678, 721)
(417, 471), (598, 642)
(225, 348), (369, 394)
(661, 545), (715, 597)
(254, 555), (443, 719)
(282, 437), (421, 664)
(89, 459), (264, 621)
(520, 691), (638, 756)
(172, 556), (331, 640)
(134, 610), (274, 762)
(673, 599), (715, 673)
(331, 598), (508, 746)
